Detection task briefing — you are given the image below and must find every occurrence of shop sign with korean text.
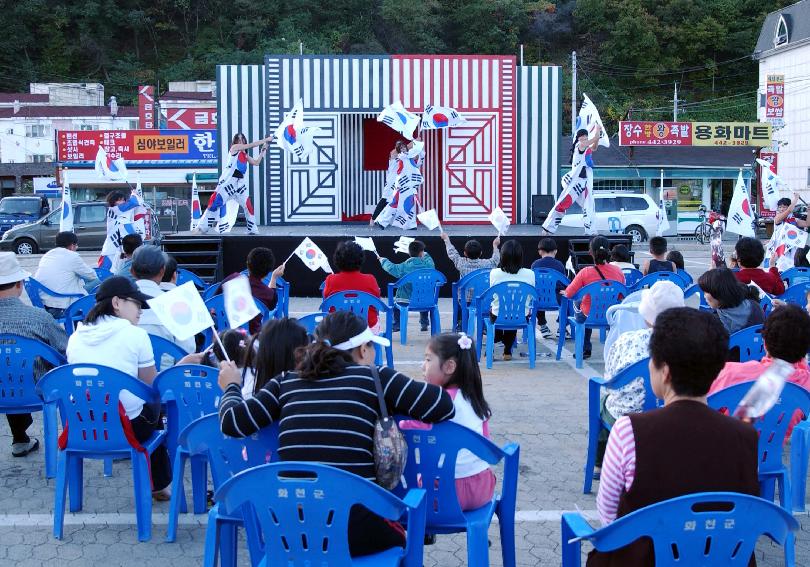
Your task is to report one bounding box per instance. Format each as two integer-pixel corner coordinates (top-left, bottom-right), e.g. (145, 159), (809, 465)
(57, 130), (218, 161)
(619, 121), (692, 146)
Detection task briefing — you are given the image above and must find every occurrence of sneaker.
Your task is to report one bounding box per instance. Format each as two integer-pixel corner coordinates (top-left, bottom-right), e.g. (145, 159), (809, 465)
(420, 324), (429, 332)
(503, 353), (512, 361)
(392, 325), (400, 333)
(583, 351), (592, 360)
(11, 438), (39, 457)
(152, 487), (172, 501)
(556, 328), (572, 340)
(539, 325), (553, 339)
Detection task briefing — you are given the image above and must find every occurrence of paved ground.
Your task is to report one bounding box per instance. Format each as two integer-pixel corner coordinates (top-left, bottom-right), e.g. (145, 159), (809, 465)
(2, 237), (804, 566)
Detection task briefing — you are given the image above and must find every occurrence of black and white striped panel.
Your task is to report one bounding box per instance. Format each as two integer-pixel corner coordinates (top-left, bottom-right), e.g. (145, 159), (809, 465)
(341, 114), (386, 219)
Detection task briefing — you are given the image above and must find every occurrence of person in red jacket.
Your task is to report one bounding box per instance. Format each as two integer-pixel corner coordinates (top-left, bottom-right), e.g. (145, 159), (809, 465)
(733, 237), (785, 296)
(323, 241), (381, 329)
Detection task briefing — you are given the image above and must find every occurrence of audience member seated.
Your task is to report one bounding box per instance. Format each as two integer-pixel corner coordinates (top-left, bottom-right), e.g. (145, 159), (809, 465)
(34, 231), (99, 318)
(734, 236), (785, 296)
(221, 247), (284, 334)
(592, 308), (759, 566)
(242, 318), (308, 399)
(441, 232), (501, 278)
(323, 240), (381, 329)
(0, 253), (67, 457)
(159, 255), (178, 291)
(378, 239), (434, 333)
(595, 281), (684, 476)
(564, 236), (626, 360)
(698, 268), (765, 334)
(489, 240), (535, 360)
(640, 236), (675, 275)
(66, 276), (173, 501)
(794, 246), (810, 269)
(710, 304), (810, 437)
(131, 246), (195, 354)
(665, 250), (685, 271)
(115, 233), (144, 281)
(218, 310), (455, 557)
(532, 238), (567, 339)
(608, 244), (635, 271)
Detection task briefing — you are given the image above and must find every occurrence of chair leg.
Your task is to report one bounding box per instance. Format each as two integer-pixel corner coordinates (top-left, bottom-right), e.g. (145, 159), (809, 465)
(385, 344), (394, 368)
(43, 403), (58, 479)
(556, 319), (567, 360)
(166, 450), (187, 542)
(498, 509), (517, 567)
(132, 452), (153, 542)
(373, 342), (383, 366)
(53, 451), (69, 539)
(400, 307), (408, 346)
(560, 515), (583, 567)
(431, 307), (441, 335)
(219, 521), (239, 567)
(466, 523), (491, 567)
(191, 456), (209, 514)
(583, 424), (599, 495)
(778, 471), (791, 512)
(67, 456), (84, 513)
(486, 324), (494, 369)
(785, 531), (796, 567)
(790, 426), (809, 513)
(574, 324), (585, 369)
(104, 457), (113, 477)
(527, 325), (536, 369)
(203, 507), (221, 567)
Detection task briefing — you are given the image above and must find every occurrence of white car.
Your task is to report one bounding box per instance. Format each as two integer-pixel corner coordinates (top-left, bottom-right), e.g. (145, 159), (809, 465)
(559, 192), (660, 243)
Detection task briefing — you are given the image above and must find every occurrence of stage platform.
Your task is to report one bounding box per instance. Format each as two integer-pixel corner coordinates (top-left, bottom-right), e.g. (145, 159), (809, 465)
(163, 225), (634, 297)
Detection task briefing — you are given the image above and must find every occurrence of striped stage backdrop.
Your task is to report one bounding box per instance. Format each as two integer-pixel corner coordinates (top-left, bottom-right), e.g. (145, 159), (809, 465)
(516, 66), (562, 224)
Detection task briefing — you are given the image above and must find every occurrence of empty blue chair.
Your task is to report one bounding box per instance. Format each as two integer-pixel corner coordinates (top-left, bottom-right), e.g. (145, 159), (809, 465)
(396, 421), (519, 567)
(557, 280), (628, 369)
(533, 268), (570, 325)
(728, 324), (765, 362)
(469, 282), (538, 369)
(561, 492), (798, 567)
(451, 268), (492, 334)
(387, 269), (446, 345)
(149, 334), (189, 372)
(630, 270), (687, 292)
(93, 267), (114, 282)
(776, 281), (810, 307)
(37, 364), (166, 541)
(62, 294), (96, 336)
(296, 312), (324, 334)
(782, 266), (810, 287)
(0, 334), (66, 479)
(677, 268), (694, 285)
(621, 268), (643, 288)
(321, 290), (394, 367)
(176, 268), (207, 290)
(708, 382), (810, 520)
(153, 364), (221, 542)
(215, 462), (427, 567)
(181, 414), (280, 566)
(583, 358), (660, 494)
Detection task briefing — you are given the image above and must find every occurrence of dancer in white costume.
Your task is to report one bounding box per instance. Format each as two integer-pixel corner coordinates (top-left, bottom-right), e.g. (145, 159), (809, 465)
(195, 132), (273, 235)
(372, 137), (425, 230)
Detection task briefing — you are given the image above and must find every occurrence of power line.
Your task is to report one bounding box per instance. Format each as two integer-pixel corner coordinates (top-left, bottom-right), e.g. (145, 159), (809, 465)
(576, 54), (751, 77)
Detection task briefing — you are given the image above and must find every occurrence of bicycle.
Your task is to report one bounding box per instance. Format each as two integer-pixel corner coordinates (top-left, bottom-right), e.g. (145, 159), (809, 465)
(694, 205), (726, 244)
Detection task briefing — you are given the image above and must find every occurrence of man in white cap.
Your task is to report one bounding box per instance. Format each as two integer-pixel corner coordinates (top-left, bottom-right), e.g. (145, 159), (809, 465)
(0, 252), (68, 457)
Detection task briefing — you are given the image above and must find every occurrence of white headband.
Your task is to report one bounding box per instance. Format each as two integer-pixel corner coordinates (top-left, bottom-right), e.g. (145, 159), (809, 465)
(332, 328), (391, 351)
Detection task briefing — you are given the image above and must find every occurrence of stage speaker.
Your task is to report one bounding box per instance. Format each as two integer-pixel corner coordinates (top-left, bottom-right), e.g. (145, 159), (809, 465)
(531, 195), (555, 225)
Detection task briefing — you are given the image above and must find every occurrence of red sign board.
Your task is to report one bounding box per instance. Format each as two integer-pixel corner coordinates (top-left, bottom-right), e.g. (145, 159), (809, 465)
(758, 152), (778, 218)
(165, 108), (217, 129)
(57, 129), (218, 161)
(138, 86), (155, 129)
(766, 74), (784, 120)
(619, 121), (692, 146)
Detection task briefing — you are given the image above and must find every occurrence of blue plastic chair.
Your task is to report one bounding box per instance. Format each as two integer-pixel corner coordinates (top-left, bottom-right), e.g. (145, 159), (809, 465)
(387, 269), (446, 345)
(239, 270), (289, 317)
(557, 280), (628, 369)
(62, 294), (96, 336)
(677, 268), (694, 285)
(621, 268), (643, 288)
(215, 462), (427, 567)
(451, 269), (492, 334)
(176, 268), (207, 290)
(533, 268), (571, 324)
(202, 283), (221, 301)
(0, 334), (66, 479)
(181, 414), (280, 566)
(708, 382), (810, 520)
(23, 277), (84, 324)
(583, 358), (660, 494)
(728, 324), (765, 363)
(776, 281), (810, 307)
(149, 334), (189, 372)
(396, 421), (520, 567)
(296, 312), (324, 334)
(561, 492), (798, 567)
(203, 294), (271, 345)
(683, 283), (712, 311)
(37, 364), (167, 541)
(630, 270), (687, 292)
(153, 365), (221, 543)
(468, 282), (538, 369)
(321, 290), (394, 367)
(781, 266), (810, 287)
(93, 267), (114, 282)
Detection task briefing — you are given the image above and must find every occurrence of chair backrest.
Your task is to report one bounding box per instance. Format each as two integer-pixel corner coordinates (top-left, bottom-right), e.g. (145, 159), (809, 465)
(395, 421), (507, 525)
(677, 268), (694, 285)
(202, 283), (221, 302)
(777, 281), (810, 307)
(62, 294), (97, 336)
(216, 462), (413, 564)
(571, 280), (628, 326)
(148, 334), (189, 372)
(204, 294), (270, 332)
(604, 357), (660, 412)
(153, 364), (221, 433)
(631, 271), (687, 291)
(456, 268), (492, 303)
(176, 268), (207, 290)
(586, 492), (797, 565)
(296, 313), (325, 334)
(781, 266), (810, 288)
(23, 277), (78, 309)
(533, 268), (570, 310)
(477, 282), (538, 326)
(0, 334), (66, 411)
(180, 413), (280, 489)
(683, 283), (711, 311)
(708, 382), (810, 472)
(37, 364), (158, 452)
(321, 290), (391, 322)
(621, 268), (643, 288)
(390, 269), (446, 309)
(239, 270), (289, 317)
(728, 324), (765, 363)
(93, 267), (114, 282)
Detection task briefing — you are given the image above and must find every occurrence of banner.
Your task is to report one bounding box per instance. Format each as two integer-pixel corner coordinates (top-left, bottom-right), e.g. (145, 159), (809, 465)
(765, 74), (785, 120)
(758, 152), (778, 218)
(165, 108), (217, 129)
(58, 130), (218, 161)
(692, 122), (771, 147)
(59, 170), (73, 233)
(138, 86), (155, 129)
(619, 121), (692, 146)
(726, 170), (755, 238)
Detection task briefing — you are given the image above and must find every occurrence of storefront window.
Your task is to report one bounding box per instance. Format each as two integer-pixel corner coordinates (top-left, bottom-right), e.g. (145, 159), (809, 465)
(711, 179), (735, 215)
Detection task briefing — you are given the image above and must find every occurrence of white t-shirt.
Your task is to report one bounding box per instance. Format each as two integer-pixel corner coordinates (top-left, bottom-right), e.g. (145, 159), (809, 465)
(66, 315), (155, 419)
(450, 390), (491, 479)
(241, 367), (257, 399)
(34, 247), (98, 308)
(488, 267), (535, 315)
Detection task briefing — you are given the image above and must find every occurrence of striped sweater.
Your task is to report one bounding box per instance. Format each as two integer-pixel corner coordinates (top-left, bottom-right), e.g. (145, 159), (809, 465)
(219, 364), (455, 481)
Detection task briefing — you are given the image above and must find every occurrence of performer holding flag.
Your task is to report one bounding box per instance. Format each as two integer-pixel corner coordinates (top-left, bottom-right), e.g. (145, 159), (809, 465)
(195, 132), (272, 235)
(99, 189), (142, 270)
(373, 137), (425, 230)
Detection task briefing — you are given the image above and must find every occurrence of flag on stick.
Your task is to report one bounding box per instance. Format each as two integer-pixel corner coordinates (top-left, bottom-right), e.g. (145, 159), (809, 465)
(354, 237), (378, 254)
(573, 94), (610, 148)
(290, 238), (333, 273)
(222, 275), (260, 329)
(656, 169), (670, 236)
(59, 170), (73, 233)
(488, 207), (510, 235)
(146, 282), (215, 341)
(377, 101), (419, 140)
(190, 174), (201, 230)
(727, 170), (755, 238)
(757, 158), (787, 211)
(94, 147), (129, 182)
(417, 209), (441, 231)
(275, 99), (320, 160)
(420, 105), (465, 130)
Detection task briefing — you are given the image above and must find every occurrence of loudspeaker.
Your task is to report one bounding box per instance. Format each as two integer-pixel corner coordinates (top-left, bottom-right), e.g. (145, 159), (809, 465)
(531, 195), (555, 225)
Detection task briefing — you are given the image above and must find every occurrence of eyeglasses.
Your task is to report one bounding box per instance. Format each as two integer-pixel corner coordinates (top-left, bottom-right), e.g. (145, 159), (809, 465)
(119, 297), (143, 310)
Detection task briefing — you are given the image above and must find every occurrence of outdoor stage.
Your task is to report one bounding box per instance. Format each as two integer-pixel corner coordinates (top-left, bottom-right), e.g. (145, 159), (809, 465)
(164, 225), (633, 297)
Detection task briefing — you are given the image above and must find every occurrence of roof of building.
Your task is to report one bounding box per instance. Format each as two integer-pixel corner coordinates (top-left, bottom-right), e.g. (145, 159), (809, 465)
(754, 0), (810, 58)
(0, 93), (50, 103)
(161, 91), (215, 101)
(561, 136), (757, 169)
(0, 106), (138, 119)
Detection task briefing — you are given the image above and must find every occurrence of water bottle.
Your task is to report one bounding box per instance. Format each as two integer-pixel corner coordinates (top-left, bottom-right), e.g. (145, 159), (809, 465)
(733, 359), (794, 420)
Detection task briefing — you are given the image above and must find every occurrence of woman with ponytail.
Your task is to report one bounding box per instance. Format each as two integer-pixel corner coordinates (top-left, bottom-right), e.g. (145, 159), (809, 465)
(217, 310), (455, 557)
(564, 236), (626, 359)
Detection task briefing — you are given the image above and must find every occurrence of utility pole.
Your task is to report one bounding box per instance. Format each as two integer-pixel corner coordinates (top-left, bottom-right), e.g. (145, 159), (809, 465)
(572, 51), (577, 133)
(672, 82), (679, 121)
